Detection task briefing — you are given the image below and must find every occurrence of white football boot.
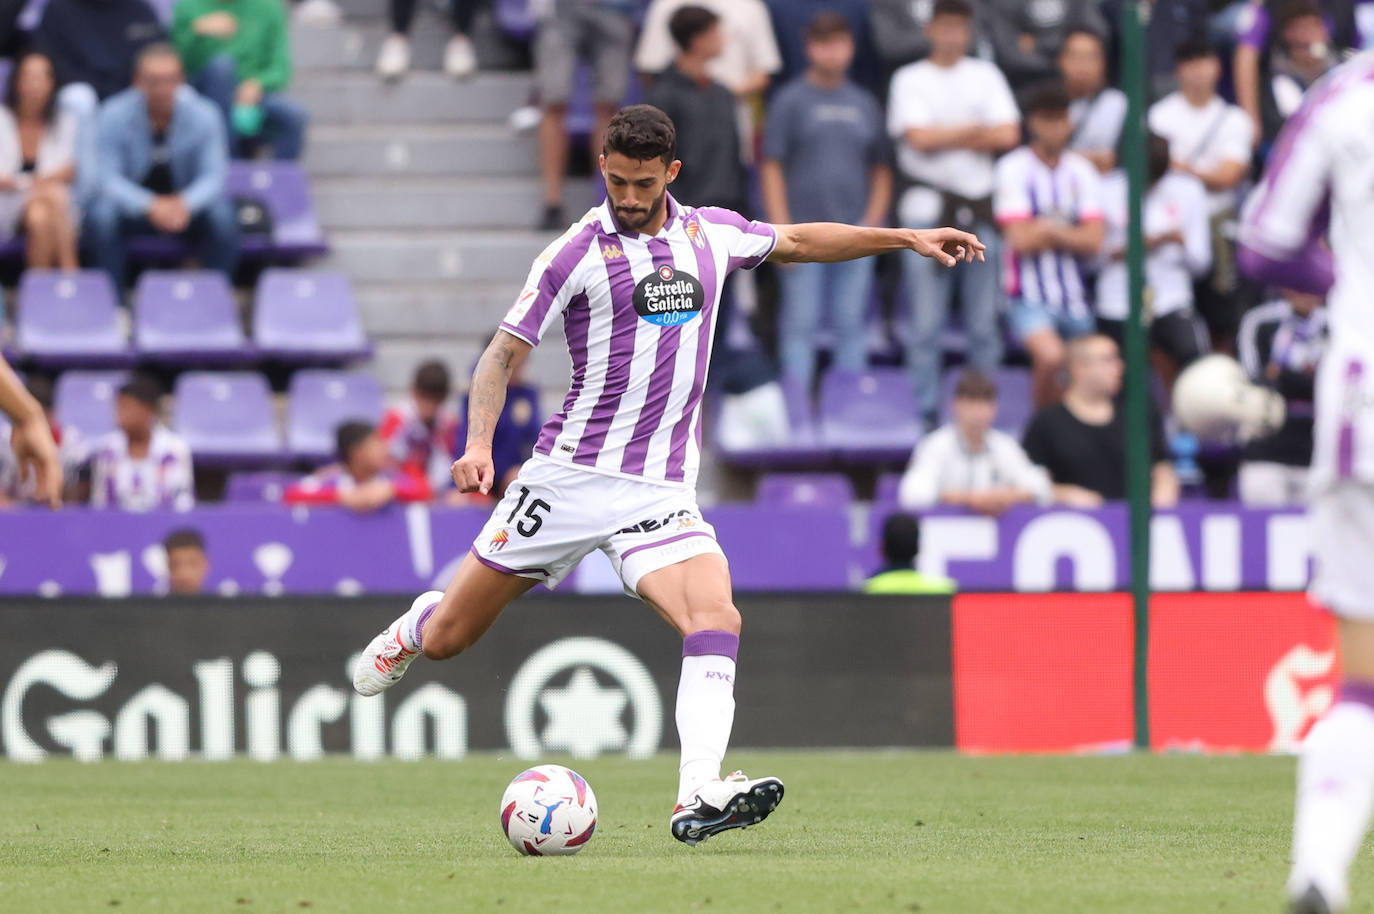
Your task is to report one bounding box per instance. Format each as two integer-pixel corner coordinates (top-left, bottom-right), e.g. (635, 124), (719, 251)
(670, 771), (784, 846)
(351, 591), (440, 696)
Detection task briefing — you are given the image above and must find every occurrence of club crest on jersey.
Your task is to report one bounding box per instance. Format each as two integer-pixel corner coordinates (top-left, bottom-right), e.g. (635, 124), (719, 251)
(490, 529), (511, 552)
(633, 265), (706, 328)
(685, 220), (705, 249)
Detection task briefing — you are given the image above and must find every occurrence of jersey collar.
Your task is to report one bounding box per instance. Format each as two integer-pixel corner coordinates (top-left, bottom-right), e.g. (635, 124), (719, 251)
(597, 192), (684, 240)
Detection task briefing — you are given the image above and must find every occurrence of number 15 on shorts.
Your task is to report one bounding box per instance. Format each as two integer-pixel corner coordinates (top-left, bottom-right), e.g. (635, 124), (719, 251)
(506, 486), (552, 537)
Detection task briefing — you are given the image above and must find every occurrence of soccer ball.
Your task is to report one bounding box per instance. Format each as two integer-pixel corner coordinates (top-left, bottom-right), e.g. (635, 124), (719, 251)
(1172, 354), (1286, 444)
(499, 764), (598, 856)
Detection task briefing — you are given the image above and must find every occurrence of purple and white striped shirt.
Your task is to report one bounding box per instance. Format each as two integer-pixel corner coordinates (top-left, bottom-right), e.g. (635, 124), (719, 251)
(89, 424), (195, 512)
(499, 194), (777, 488)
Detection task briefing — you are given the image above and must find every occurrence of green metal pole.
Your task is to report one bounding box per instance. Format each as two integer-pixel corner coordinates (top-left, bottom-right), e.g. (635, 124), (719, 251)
(1120, 0), (1152, 750)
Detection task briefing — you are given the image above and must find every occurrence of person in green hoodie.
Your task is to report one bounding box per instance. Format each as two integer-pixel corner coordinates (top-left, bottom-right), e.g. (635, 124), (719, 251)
(863, 512), (958, 595)
(171, 0), (306, 159)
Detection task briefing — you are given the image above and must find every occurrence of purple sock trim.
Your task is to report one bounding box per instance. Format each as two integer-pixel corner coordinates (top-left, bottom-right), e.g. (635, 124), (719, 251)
(1340, 679), (1374, 709)
(413, 601), (439, 652)
(683, 629), (738, 661)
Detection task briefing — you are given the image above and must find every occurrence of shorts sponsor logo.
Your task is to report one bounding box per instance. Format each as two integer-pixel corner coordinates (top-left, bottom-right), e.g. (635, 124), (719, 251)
(616, 508), (696, 535)
(632, 265), (705, 328)
(490, 529), (511, 552)
(601, 244), (624, 261)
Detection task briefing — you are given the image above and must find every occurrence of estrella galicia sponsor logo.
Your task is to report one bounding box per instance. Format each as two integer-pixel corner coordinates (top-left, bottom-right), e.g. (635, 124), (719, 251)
(632, 265), (705, 327)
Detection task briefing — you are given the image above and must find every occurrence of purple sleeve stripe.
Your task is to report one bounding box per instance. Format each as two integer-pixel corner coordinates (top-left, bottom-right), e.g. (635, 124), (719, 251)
(1236, 243), (1333, 295)
(509, 224), (597, 341)
(683, 628), (740, 661)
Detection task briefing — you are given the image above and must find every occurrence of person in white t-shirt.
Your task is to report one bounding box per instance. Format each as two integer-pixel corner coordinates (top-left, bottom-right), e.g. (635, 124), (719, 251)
(1148, 36), (1255, 345)
(994, 82), (1105, 408)
(887, 0), (1020, 423)
(897, 368), (1051, 514)
(1096, 132), (1212, 374)
(1059, 28), (1127, 173)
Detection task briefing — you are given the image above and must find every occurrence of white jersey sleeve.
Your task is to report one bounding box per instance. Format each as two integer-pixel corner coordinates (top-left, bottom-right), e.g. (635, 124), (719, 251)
(500, 214), (599, 346)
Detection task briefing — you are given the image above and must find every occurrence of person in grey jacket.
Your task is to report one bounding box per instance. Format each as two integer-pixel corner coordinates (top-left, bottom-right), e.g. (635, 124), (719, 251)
(82, 43), (238, 292)
(984, 0), (1105, 87)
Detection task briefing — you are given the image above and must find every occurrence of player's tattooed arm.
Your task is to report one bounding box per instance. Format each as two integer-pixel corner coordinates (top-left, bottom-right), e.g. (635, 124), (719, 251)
(455, 330), (532, 495)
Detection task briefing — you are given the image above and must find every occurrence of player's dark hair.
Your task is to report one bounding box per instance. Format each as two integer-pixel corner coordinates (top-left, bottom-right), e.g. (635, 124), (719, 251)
(930, 0), (973, 21)
(880, 513), (921, 567)
(1147, 131), (1171, 185)
(413, 360), (451, 400)
(953, 370), (997, 402)
(1174, 36), (1217, 64)
(1025, 81), (1071, 116)
(118, 374), (162, 409)
(806, 11), (852, 42)
(163, 528), (205, 554)
(604, 105), (677, 167)
(24, 374), (53, 411)
(335, 420), (375, 463)
(668, 5), (719, 52)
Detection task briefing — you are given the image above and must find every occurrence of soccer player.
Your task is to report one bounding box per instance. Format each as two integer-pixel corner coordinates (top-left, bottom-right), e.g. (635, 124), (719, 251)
(0, 356), (60, 508)
(1236, 50), (1374, 914)
(352, 104), (983, 846)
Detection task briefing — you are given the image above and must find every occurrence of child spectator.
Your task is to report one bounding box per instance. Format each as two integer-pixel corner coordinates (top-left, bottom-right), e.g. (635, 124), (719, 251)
(379, 360), (460, 493)
(90, 374), (195, 512)
(162, 527), (210, 594)
(284, 421), (431, 512)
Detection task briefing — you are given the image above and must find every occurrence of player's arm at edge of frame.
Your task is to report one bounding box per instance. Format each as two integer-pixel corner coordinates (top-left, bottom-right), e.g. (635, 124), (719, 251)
(452, 329), (533, 496)
(766, 222), (986, 268)
(0, 355), (61, 509)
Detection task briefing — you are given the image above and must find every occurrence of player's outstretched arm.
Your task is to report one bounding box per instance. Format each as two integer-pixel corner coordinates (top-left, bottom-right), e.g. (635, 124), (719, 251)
(768, 223), (985, 267)
(452, 329), (533, 496)
(0, 356), (60, 508)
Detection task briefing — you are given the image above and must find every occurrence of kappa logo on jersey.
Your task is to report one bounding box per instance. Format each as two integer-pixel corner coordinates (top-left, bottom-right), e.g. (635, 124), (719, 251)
(632, 265), (705, 328)
(616, 508), (696, 535)
(601, 244), (624, 260)
(685, 220), (705, 249)
(490, 529), (511, 552)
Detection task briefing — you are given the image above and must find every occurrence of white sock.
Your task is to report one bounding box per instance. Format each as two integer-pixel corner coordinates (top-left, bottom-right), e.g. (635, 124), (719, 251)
(676, 630), (738, 806)
(397, 591), (442, 653)
(1290, 692), (1374, 907)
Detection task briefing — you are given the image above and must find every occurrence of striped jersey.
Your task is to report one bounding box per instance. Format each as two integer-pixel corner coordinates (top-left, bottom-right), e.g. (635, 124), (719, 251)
(499, 193), (777, 488)
(993, 145), (1103, 323)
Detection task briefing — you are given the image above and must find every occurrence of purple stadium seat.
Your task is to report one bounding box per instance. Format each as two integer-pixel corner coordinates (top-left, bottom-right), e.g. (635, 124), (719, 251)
(172, 371), (283, 466)
(54, 371), (127, 440)
(224, 470), (295, 502)
(287, 370), (384, 461)
(817, 368), (920, 462)
(16, 270), (134, 367)
(133, 270), (252, 364)
(227, 161), (327, 258)
(713, 376), (832, 468)
(938, 367), (1034, 437)
(253, 269), (371, 363)
(875, 471), (902, 507)
(756, 473), (854, 508)
(494, 0), (536, 40)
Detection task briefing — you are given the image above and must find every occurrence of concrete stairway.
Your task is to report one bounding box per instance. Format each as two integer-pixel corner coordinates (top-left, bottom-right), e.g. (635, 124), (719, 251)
(292, 15), (592, 396)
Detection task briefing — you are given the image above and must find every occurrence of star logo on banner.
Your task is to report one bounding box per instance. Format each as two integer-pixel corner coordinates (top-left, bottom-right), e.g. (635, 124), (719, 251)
(538, 667), (629, 758)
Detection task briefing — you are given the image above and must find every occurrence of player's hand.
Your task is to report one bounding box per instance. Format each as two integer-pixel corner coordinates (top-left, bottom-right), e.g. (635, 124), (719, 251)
(910, 227), (986, 267)
(11, 414), (61, 508)
(451, 445), (495, 495)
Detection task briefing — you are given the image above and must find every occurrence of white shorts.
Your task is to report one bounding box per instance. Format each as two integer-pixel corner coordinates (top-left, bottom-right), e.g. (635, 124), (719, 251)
(469, 456), (724, 597)
(1310, 482), (1374, 618)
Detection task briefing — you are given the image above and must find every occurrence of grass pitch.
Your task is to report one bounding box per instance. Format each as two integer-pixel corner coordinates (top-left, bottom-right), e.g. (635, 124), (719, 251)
(0, 751), (1334, 913)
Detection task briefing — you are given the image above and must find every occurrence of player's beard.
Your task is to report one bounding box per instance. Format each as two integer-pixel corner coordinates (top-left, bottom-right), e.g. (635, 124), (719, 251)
(615, 189), (665, 233)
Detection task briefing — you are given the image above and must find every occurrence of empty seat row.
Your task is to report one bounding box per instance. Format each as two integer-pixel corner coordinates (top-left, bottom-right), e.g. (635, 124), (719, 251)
(55, 369), (384, 466)
(12, 268), (370, 367)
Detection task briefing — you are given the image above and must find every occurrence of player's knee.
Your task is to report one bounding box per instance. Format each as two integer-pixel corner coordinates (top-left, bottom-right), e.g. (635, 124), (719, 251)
(686, 599), (741, 636)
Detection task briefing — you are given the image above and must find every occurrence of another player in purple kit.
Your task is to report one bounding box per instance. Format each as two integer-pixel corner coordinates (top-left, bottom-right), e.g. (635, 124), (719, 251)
(352, 104), (984, 845)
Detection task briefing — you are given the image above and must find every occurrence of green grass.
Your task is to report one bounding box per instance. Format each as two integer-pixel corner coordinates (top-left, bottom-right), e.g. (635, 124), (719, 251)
(0, 751), (1349, 913)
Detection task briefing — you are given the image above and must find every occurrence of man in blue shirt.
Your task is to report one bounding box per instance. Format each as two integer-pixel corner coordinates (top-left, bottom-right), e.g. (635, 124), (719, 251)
(82, 43), (239, 292)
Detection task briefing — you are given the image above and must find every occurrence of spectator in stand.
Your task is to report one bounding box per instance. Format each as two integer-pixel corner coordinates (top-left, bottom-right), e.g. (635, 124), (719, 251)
(162, 527), (210, 594)
(1234, 0), (1358, 145)
(1022, 333), (1179, 508)
(896, 369), (1051, 515)
(983, 0), (1105, 88)
(171, 0), (308, 159)
(762, 12), (891, 391)
(1101, 0), (1211, 101)
(84, 44), (238, 293)
(90, 374), (195, 512)
(32, 0), (165, 206)
(378, 360), (460, 493)
(475, 363), (542, 497)
(863, 512), (957, 594)
(284, 420), (431, 512)
(635, 0), (781, 158)
(0, 376), (87, 507)
(1237, 289), (1328, 506)
(888, 0), (1019, 425)
(869, 0), (966, 77)
(375, 0), (478, 80)
(1096, 133), (1211, 376)
(995, 82), (1105, 409)
(534, 0), (637, 230)
(645, 6), (749, 212)
(1059, 28), (1126, 173)
(0, 52), (81, 270)
(1149, 38), (1254, 348)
